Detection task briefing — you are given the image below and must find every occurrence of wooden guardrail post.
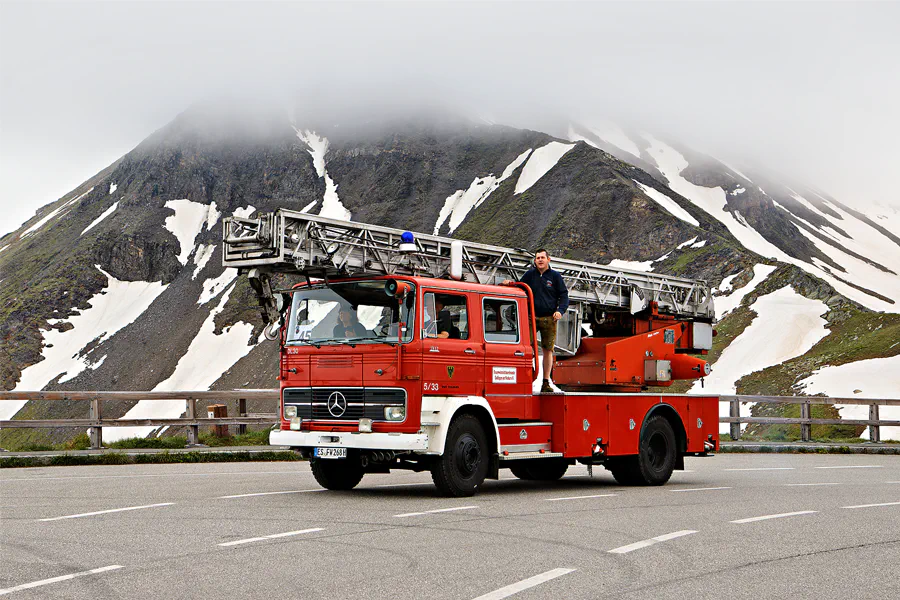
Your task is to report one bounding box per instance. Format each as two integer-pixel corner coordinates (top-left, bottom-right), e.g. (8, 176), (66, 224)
(238, 398), (247, 436)
(185, 397), (200, 446)
(88, 397), (102, 449)
(729, 399), (741, 441)
(800, 401), (811, 441)
(870, 403), (881, 442)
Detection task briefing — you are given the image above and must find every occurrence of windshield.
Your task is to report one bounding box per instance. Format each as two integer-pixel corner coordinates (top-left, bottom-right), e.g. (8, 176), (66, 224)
(286, 280), (415, 345)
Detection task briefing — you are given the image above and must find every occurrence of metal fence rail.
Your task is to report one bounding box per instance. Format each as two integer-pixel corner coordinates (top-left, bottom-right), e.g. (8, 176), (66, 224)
(1, 391), (896, 449)
(0, 390), (279, 448)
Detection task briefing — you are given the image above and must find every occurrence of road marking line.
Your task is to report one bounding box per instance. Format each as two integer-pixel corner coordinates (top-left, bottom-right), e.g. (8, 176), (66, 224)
(887, 481), (900, 484)
(471, 568), (576, 600)
(218, 489), (325, 499)
(724, 467), (795, 471)
(731, 510), (817, 524)
(784, 483), (842, 487)
(608, 530), (697, 554)
(0, 565), (123, 595)
(815, 465), (884, 469)
(39, 503), (174, 522)
(218, 528), (323, 547)
(671, 487), (731, 493)
(545, 494), (617, 502)
(842, 501), (900, 509)
(1, 471), (299, 482)
(394, 506), (477, 518)
(375, 482), (433, 488)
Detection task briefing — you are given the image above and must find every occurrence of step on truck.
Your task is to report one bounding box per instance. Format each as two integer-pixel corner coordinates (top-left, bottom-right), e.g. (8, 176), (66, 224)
(223, 210), (720, 496)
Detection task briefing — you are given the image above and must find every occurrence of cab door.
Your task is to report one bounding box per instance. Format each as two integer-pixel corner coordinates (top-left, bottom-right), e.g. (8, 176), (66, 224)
(482, 295), (536, 419)
(421, 290), (484, 397)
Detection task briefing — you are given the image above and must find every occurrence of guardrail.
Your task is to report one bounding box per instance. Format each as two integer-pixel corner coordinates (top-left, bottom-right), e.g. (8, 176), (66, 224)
(1, 392), (897, 449)
(0, 390), (279, 449)
(721, 395), (900, 442)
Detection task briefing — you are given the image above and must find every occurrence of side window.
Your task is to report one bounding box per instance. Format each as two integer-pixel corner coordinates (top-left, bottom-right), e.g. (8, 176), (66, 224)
(483, 298), (519, 343)
(423, 293), (468, 340)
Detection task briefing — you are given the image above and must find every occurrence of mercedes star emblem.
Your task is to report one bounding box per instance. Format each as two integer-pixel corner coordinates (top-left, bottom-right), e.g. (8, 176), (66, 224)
(327, 391), (348, 417)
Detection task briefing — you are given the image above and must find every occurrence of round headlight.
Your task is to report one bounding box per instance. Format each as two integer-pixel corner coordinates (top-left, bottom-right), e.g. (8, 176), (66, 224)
(384, 406), (406, 421)
(284, 405), (298, 419)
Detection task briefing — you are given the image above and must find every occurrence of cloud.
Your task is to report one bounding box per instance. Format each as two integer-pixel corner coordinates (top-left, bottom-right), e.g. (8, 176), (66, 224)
(1, 1), (898, 236)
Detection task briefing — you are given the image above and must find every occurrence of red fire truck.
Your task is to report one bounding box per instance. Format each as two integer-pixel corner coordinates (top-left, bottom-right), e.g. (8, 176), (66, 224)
(223, 211), (719, 497)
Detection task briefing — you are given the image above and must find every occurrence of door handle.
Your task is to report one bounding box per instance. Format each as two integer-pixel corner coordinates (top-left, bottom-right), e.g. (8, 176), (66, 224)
(514, 351), (525, 357)
(464, 348), (476, 355)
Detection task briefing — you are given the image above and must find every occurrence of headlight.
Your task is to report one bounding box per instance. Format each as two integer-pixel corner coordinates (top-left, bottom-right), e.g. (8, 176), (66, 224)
(384, 406), (406, 421)
(284, 405), (297, 419)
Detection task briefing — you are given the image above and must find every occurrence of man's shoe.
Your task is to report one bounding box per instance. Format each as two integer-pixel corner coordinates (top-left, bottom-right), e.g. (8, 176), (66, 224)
(540, 380), (553, 394)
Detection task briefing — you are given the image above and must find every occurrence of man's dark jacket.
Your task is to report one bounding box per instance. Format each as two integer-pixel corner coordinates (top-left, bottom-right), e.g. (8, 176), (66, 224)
(520, 267), (569, 318)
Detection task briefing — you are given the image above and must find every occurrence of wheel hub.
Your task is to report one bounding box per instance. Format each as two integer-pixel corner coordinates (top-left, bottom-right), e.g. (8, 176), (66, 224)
(455, 433), (481, 477)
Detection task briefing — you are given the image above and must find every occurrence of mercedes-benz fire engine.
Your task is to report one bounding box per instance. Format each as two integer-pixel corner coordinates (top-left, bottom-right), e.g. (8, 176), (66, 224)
(223, 210), (719, 497)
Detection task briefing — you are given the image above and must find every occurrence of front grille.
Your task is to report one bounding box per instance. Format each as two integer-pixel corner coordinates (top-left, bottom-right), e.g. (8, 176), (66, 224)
(283, 387), (406, 421)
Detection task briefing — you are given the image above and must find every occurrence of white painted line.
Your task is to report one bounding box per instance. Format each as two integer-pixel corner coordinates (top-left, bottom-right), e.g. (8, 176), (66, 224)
(1, 471), (299, 483)
(724, 467), (795, 471)
(815, 465), (884, 470)
(842, 501), (900, 509)
(545, 493), (617, 502)
(374, 482), (433, 488)
(671, 487), (731, 493)
(887, 481), (900, 484)
(39, 503), (174, 522)
(471, 568), (576, 600)
(218, 489), (325, 499)
(731, 510), (817, 524)
(608, 530), (697, 554)
(219, 528), (323, 547)
(671, 470), (696, 473)
(784, 483), (842, 487)
(394, 506), (477, 518)
(0, 565), (123, 596)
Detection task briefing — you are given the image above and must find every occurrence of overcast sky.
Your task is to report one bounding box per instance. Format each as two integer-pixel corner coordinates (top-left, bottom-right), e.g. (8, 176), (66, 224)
(1, 1), (898, 236)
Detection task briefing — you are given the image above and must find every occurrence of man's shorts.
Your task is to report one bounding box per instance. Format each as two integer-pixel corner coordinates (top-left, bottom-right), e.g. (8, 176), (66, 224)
(535, 315), (557, 351)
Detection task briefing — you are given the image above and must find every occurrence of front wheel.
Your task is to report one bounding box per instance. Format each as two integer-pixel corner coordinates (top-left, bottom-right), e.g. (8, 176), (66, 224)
(310, 457), (364, 491)
(431, 414), (489, 497)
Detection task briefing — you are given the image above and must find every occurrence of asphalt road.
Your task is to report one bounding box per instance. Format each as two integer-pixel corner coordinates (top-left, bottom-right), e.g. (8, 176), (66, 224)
(1, 454), (899, 599)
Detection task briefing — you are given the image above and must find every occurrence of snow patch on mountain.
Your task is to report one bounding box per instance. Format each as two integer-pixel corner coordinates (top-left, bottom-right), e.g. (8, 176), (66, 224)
(105, 282), (257, 442)
(2, 266), (168, 420)
(691, 286), (830, 433)
(589, 121), (641, 158)
(714, 264), (778, 319)
(108, 182), (117, 195)
(198, 268), (238, 304)
(81, 202), (119, 236)
(434, 149), (532, 234)
(192, 244), (216, 280)
(633, 180), (699, 226)
(21, 187), (95, 238)
(797, 355), (900, 440)
(515, 142), (574, 195)
(232, 205), (256, 219)
(719, 161), (753, 183)
(164, 200), (221, 266)
(295, 129), (350, 221)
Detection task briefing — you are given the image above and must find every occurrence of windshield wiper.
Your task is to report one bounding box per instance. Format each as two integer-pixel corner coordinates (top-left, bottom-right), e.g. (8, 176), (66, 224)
(344, 337), (399, 347)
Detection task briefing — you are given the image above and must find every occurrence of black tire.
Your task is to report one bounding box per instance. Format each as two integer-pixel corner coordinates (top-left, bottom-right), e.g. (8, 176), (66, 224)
(310, 457), (364, 491)
(509, 459), (569, 481)
(431, 414), (489, 497)
(606, 416), (677, 485)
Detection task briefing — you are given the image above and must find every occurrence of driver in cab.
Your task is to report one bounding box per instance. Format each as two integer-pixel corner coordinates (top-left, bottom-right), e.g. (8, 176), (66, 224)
(333, 304), (368, 338)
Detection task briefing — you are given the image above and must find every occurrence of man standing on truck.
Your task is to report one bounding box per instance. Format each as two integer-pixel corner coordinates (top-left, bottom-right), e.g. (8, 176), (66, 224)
(512, 249), (569, 393)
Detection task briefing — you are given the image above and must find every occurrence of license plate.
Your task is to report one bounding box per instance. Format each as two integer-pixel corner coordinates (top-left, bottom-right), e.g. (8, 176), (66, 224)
(314, 447), (347, 459)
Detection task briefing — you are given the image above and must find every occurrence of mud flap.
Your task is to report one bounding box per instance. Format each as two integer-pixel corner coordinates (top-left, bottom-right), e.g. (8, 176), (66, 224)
(487, 453), (499, 480)
(675, 454), (685, 471)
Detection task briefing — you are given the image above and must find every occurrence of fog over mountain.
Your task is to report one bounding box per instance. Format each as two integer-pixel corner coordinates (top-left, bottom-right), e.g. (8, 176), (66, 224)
(1, 1), (898, 236)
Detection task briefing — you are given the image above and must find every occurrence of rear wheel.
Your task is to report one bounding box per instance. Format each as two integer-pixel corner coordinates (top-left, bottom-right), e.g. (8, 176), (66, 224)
(310, 456), (364, 491)
(607, 416), (677, 486)
(509, 459), (569, 481)
(431, 414), (489, 497)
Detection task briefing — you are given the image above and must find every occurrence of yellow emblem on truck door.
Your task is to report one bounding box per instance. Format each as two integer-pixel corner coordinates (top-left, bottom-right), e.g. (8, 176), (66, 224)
(447, 365), (455, 378)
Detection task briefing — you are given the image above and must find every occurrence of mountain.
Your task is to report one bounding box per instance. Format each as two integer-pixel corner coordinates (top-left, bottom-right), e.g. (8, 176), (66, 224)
(1, 105), (898, 446)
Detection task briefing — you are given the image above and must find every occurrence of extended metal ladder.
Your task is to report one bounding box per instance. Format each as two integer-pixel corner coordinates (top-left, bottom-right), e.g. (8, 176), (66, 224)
(223, 210), (714, 325)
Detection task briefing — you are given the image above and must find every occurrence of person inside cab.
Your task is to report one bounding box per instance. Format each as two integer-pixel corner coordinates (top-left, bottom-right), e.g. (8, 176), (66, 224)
(425, 295), (461, 339)
(333, 304), (368, 338)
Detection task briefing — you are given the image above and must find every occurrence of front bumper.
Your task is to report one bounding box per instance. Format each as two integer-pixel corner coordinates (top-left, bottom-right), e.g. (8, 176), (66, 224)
(270, 429), (429, 451)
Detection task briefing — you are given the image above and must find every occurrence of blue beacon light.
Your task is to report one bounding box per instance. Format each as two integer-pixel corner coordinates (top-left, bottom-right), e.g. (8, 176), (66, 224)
(399, 231), (416, 252)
